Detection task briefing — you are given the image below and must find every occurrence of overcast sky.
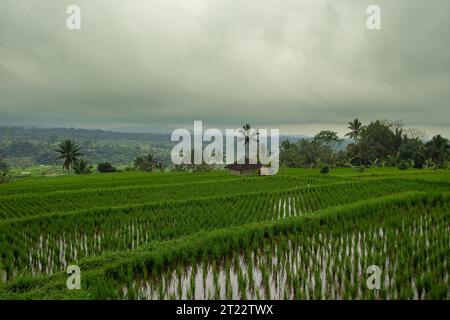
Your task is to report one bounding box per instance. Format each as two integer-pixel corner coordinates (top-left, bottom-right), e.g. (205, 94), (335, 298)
(0, 0), (449, 137)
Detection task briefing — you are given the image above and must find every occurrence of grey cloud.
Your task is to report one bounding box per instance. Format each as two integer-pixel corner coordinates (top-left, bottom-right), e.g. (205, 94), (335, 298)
(0, 0), (449, 135)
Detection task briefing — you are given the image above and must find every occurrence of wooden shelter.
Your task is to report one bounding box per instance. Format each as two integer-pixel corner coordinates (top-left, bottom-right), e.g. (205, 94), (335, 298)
(225, 163), (262, 176)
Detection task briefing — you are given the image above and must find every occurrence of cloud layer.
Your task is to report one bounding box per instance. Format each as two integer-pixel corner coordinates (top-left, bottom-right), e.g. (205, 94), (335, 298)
(0, 0), (449, 135)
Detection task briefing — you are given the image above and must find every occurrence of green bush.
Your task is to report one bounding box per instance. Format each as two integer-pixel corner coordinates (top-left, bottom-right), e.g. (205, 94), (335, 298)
(398, 160), (409, 171)
(0, 170), (13, 184)
(0, 159), (8, 171)
(320, 164), (330, 174)
(73, 159), (91, 174)
(0, 159), (13, 184)
(97, 162), (117, 173)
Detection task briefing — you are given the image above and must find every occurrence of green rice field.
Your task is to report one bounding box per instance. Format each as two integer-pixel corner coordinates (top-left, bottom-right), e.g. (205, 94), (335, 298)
(0, 168), (449, 299)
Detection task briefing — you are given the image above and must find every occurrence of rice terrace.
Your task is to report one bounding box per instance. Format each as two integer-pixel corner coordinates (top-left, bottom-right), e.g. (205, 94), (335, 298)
(0, 168), (448, 300)
(1, 0), (450, 309)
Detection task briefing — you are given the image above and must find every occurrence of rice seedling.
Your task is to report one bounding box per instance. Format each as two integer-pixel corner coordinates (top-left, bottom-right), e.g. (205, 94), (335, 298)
(0, 169), (448, 300)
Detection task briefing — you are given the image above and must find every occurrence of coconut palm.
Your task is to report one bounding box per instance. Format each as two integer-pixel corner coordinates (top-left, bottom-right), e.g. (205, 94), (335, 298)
(237, 124), (259, 163)
(144, 153), (156, 164)
(241, 124), (253, 146)
(281, 140), (291, 150)
(73, 159), (90, 174)
(133, 153), (162, 171)
(345, 119), (365, 142)
(55, 140), (82, 172)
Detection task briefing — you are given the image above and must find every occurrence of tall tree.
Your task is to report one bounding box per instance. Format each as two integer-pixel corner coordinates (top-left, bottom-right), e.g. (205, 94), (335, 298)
(55, 140), (82, 172)
(399, 137), (426, 168)
(238, 123), (260, 163)
(241, 123), (252, 146)
(314, 130), (342, 147)
(345, 119), (365, 142)
(297, 139), (324, 168)
(352, 129), (375, 166)
(280, 140), (302, 167)
(425, 135), (449, 168)
(364, 120), (397, 159)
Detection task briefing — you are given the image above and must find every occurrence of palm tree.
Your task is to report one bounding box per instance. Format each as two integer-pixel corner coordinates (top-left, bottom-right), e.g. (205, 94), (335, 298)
(133, 153), (161, 171)
(144, 153), (156, 164)
(425, 135), (449, 168)
(73, 159), (90, 174)
(281, 140), (291, 150)
(345, 119), (365, 142)
(236, 124), (255, 163)
(55, 140), (82, 172)
(241, 123), (252, 146)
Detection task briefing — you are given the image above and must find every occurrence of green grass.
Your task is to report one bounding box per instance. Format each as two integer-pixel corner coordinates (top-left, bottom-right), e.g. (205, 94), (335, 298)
(0, 168), (448, 299)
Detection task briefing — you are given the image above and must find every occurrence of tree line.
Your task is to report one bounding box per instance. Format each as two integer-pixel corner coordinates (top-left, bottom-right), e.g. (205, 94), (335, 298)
(0, 127), (173, 167)
(53, 119), (449, 175)
(50, 124), (259, 175)
(52, 139), (166, 174)
(280, 119), (450, 170)
(1, 119), (448, 183)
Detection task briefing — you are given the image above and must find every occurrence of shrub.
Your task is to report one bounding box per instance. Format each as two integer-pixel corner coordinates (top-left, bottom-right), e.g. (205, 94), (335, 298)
(97, 162), (116, 173)
(0, 159), (7, 171)
(133, 153), (166, 172)
(320, 165), (330, 174)
(192, 164), (212, 173)
(0, 159), (13, 184)
(398, 160), (409, 171)
(0, 170), (13, 184)
(444, 161), (450, 170)
(73, 159), (91, 174)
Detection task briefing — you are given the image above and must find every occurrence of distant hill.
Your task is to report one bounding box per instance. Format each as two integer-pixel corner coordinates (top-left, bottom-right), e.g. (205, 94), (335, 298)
(0, 127), (174, 167)
(0, 126), (171, 143)
(0, 126), (331, 167)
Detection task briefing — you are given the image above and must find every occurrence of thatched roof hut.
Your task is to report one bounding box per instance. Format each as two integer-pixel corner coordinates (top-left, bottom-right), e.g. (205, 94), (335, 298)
(225, 163), (262, 176)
